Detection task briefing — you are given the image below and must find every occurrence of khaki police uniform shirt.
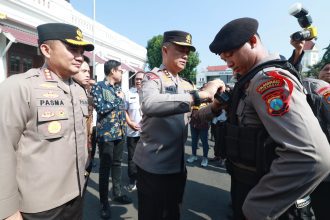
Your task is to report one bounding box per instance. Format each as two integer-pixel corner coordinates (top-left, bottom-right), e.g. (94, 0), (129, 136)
(133, 65), (215, 174)
(0, 67), (88, 218)
(236, 55), (330, 219)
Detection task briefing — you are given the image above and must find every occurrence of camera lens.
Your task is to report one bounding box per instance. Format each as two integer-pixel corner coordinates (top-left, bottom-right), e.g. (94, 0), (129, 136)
(291, 30), (311, 41)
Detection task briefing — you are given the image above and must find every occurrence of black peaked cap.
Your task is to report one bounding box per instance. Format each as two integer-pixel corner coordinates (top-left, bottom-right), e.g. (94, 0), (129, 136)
(163, 30), (196, 52)
(37, 23), (94, 51)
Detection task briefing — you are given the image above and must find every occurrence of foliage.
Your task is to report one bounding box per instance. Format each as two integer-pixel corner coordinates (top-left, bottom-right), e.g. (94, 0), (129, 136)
(305, 43), (330, 77)
(146, 35), (200, 83)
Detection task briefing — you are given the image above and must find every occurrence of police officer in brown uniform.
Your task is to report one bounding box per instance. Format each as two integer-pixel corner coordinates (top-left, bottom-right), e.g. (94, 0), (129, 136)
(133, 30), (224, 220)
(0, 23), (94, 220)
(209, 18), (330, 219)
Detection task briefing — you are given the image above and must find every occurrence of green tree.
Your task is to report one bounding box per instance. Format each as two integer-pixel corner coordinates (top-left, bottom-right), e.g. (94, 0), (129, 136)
(146, 35), (200, 83)
(306, 43), (330, 77)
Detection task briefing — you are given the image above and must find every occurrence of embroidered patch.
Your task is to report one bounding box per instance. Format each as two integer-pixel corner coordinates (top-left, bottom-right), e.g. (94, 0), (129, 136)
(145, 72), (159, 80)
(262, 89), (289, 116)
(256, 79), (284, 94)
(48, 121), (61, 134)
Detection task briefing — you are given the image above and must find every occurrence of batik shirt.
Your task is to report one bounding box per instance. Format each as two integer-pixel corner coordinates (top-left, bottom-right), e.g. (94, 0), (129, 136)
(91, 80), (126, 142)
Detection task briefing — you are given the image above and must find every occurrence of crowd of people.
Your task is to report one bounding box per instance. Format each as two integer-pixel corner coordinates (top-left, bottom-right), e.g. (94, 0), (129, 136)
(0, 15), (329, 220)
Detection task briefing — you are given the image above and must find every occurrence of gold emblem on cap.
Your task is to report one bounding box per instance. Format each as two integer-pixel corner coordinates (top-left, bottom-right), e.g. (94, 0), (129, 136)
(48, 121), (61, 134)
(76, 29), (83, 41)
(186, 34), (191, 44)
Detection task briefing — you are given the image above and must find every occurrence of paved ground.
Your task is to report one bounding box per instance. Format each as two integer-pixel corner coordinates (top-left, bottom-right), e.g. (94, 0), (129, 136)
(83, 135), (232, 220)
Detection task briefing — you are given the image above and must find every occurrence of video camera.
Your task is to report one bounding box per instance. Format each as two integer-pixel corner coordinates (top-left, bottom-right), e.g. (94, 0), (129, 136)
(289, 2), (317, 41)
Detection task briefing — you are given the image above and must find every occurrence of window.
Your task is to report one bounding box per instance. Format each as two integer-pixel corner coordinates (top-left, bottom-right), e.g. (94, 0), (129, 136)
(8, 54), (33, 76)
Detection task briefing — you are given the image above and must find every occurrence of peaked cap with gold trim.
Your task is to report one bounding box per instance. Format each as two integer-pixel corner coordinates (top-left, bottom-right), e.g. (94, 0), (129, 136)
(37, 23), (94, 51)
(163, 30), (196, 52)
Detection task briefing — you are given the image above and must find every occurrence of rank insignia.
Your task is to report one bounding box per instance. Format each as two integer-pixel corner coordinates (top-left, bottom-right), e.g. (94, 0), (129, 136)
(262, 89), (289, 116)
(43, 91), (59, 98)
(48, 121), (62, 134)
(43, 69), (53, 80)
(256, 79), (284, 94)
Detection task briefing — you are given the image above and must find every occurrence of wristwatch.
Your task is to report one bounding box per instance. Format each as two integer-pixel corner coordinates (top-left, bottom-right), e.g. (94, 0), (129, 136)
(190, 90), (201, 106)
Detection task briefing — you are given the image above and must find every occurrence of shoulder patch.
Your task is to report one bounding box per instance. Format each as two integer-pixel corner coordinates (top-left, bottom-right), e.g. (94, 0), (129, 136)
(323, 90), (330, 104)
(262, 88), (289, 116)
(258, 71), (294, 116)
(256, 78), (285, 94)
(145, 72), (160, 80)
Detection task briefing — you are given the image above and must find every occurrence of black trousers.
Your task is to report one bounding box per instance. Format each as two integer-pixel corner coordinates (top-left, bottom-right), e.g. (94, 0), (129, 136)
(311, 181), (330, 220)
(21, 196), (83, 220)
(98, 139), (124, 204)
(136, 166), (187, 220)
(230, 176), (314, 220)
(127, 136), (139, 183)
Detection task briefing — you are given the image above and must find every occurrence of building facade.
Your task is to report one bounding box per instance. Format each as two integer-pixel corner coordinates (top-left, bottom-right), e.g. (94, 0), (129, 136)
(0, 0), (147, 92)
(196, 65), (233, 88)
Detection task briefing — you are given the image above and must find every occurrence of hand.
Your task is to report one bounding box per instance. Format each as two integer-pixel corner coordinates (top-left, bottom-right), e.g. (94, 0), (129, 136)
(198, 79), (225, 100)
(5, 211), (23, 220)
(290, 38), (305, 51)
(116, 91), (125, 99)
(129, 121), (141, 131)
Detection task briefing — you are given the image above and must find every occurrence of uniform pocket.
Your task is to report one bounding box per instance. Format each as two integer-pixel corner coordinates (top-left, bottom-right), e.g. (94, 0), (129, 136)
(37, 107), (68, 139)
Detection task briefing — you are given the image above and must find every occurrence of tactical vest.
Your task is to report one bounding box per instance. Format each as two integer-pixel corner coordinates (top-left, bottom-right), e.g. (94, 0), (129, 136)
(220, 60), (316, 183)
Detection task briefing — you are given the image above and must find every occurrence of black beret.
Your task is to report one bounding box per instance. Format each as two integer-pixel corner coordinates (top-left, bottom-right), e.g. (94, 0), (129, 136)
(163, 30), (196, 52)
(37, 23), (94, 51)
(209, 17), (258, 55)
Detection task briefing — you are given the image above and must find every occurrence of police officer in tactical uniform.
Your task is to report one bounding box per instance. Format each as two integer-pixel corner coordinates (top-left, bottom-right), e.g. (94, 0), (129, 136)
(133, 30), (224, 220)
(0, 23), (94, 220)
(209, 17), (330, 220)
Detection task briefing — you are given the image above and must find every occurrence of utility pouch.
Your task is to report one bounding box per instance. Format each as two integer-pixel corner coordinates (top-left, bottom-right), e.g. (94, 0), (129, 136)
(256, 134), (279, 177)
(215, 121), (226, 158)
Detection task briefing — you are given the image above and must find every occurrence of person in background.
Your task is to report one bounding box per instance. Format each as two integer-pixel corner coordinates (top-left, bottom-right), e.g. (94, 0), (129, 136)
(91, 59), (132, 219)
(209, 17), (330, 219)
(187, 84), (211, 167)
(133, 30), (224, 220)
(318, 63), (330, 84)
(124, 71), (145, 191)
(72, 55), (96, 189)
(0, 23), (94, 220)
(209, 109), (227, 167)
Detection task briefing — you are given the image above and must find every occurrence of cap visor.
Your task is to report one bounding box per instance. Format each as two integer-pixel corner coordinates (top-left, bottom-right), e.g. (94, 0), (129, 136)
(172, 41), (196, 52)
(65, 39), (94, 51)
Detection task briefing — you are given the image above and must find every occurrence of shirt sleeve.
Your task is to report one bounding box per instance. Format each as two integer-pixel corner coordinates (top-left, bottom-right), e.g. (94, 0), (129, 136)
(0, 76), (29, 219)
(91, 83), (122, 115)
(242, 70), (330, 219)
(140, 76), (192, 117)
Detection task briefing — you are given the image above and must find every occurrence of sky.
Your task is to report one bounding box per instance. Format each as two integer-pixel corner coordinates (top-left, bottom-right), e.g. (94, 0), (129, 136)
(70, 0), (329, 71)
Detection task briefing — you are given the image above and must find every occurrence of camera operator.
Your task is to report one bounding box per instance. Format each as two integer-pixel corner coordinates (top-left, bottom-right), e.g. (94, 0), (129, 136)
(209, 17), (330, 220)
